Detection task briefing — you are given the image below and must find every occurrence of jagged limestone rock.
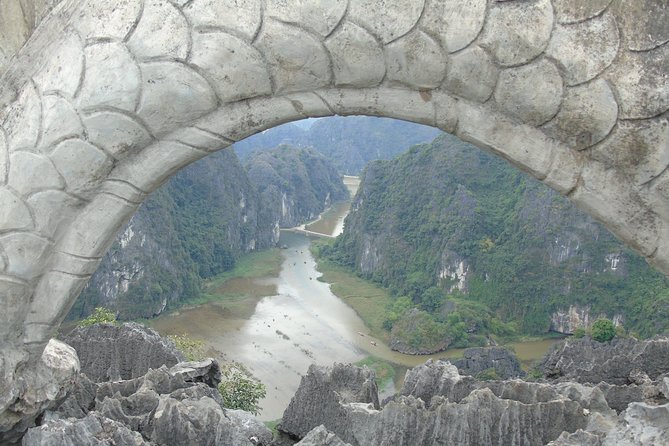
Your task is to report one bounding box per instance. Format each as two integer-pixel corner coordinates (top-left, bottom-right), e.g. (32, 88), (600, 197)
(25, 359), (270, 446)
(63, 322), (184, 382)
(542, 336), (669, 385)
(296, 425), (353, 446)
(21, 412), (149, 446)
(280, 363), (380, 439)
(452, 347), (526, 379)
(0, 339), (79, 444)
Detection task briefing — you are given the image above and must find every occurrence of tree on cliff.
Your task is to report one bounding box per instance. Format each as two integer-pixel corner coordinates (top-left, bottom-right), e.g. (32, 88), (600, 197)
(591, 318), (616, 342)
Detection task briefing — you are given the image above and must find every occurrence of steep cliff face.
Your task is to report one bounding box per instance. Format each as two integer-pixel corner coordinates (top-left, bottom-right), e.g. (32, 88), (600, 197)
(329, 134), (669, 339)
(71, 149), (276, 320)
(550, 305), (624, 334)
(245, 146), (349, 229)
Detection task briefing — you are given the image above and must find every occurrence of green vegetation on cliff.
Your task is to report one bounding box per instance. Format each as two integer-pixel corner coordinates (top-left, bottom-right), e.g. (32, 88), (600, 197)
(323, 134), (669, 350)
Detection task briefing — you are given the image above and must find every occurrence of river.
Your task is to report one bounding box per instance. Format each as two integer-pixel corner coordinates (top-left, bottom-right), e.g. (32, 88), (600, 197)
(149, 176), (561, 420)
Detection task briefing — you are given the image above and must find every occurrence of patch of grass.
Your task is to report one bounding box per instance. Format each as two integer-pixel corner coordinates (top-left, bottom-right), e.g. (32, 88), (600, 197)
(355, 356), (395, 389)
(264, 419), (281, 436)
(174, 249), (283, 319)
(312, 253), (393, 341)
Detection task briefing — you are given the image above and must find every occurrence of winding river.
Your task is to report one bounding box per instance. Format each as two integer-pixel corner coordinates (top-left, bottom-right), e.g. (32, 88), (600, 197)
(149, 177), (561, 420)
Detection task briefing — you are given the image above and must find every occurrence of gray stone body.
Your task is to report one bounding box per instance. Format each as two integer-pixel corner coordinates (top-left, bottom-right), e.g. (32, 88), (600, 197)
(452, 346), (526, 379)
(63, 322), (184, 382)
(1, 0), (669, 437)
(22, 359), (272, 446)
(283, 359), (669, 446)
(542, 336), (669, 385)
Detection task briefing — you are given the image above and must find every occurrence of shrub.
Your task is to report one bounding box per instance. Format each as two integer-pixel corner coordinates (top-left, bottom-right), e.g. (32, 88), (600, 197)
(78, 307), (117, 327)
(218, 365), (266, 415)
(591, 318), (616, 343)
(572, 327), (586, 339)
(476, 368), (500, 381)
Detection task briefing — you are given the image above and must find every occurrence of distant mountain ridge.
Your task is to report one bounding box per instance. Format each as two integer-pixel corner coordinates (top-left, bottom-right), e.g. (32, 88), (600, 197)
(234, 116), (439, 174)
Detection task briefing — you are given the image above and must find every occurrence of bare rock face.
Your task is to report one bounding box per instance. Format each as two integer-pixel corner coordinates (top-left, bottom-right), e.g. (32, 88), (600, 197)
(452, 347), (526, 379)
(541, 336), (669, 385)
(23, 359), (272, 446)
(282, 360), (597, 446)
(280, 363), (380, 439)
(63, 322), (184, 382)
(21, 412), (149, 446)
(0, 339), (79, 444)
(295, 425), (353, 446)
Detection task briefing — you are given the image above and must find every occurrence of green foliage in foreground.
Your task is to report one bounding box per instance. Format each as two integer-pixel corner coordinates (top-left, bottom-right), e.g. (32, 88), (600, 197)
(572, 327), (586, 339)
(77, 307), (117, 327)
(218, 364), (267, 415)
(591, 318), (616, 343)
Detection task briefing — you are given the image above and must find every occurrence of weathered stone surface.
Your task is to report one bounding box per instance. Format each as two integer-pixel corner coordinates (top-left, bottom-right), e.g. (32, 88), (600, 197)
(588, 117), (669, 185)
(544, 79), (618, 150)
(0, 232), (51, 280)
(494, 59), (563, 126)
(27, 190), (82, 237)
(255, 19), (331, 94)
(0, 339), (79, 444)
(73, 0), (141, 40)
(296, 425), (353, 446)
(280, 363), (380, 439)
(2, 82), (41, 152)
(349, 0), (424, 44)
(443, 46), (498, 102)
(0, 131), (6, 183)
(480, 0), (554, 66)
(421, 0), (487, 53)
(0, 278), (30, 340)
(22, 412), (149, 446)
(614, 0), (669, 51)
(325, 22), (385, 88)
(63, 322), (184, 382)
(50, 139), (113, 196)
(137, 62), (218, 137)
(191, 31), (271, 103)
(547, 429), (603, 446)
(76, 42), (141, 113)
(8, 152), (64, 197)
(607, 44), (669, 119)
(546, 12), (619, 86)
(183, 0), (261, 41)
(384, 30), (446, 89)
(542, 336), (669, 385)
(41, 95), (84, 149)
(604, 402), (669, 444)
(0, 188), (33, 231)
(127, 0), (190, 61)
(82, 111), (153, 160)
(453, 347), (526, 379)
(557, 1), (612, 25)
(266, 0), (347, 37)
(30, 358), (271, 446)
(32, 30), (84, 99)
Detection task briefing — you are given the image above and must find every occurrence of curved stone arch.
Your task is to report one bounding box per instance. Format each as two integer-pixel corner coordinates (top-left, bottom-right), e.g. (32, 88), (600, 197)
(1, 0), (668, 420)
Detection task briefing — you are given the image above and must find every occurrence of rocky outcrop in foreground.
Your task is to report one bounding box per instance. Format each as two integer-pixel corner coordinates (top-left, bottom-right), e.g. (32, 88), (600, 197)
(63, 322), (184, 382)
(283, 357), (669, 446)
(541, 336), (669, 385)
(0, 340), (79, 444)
(452, 347), (525, 379)
(22, 359), (272, 446)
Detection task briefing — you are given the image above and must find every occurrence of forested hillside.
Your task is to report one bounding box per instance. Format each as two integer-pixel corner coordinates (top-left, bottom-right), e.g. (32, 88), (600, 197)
(71, 147), (346, 320)
(234, 116), (439, 174)
(324, 134), (669, 353)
